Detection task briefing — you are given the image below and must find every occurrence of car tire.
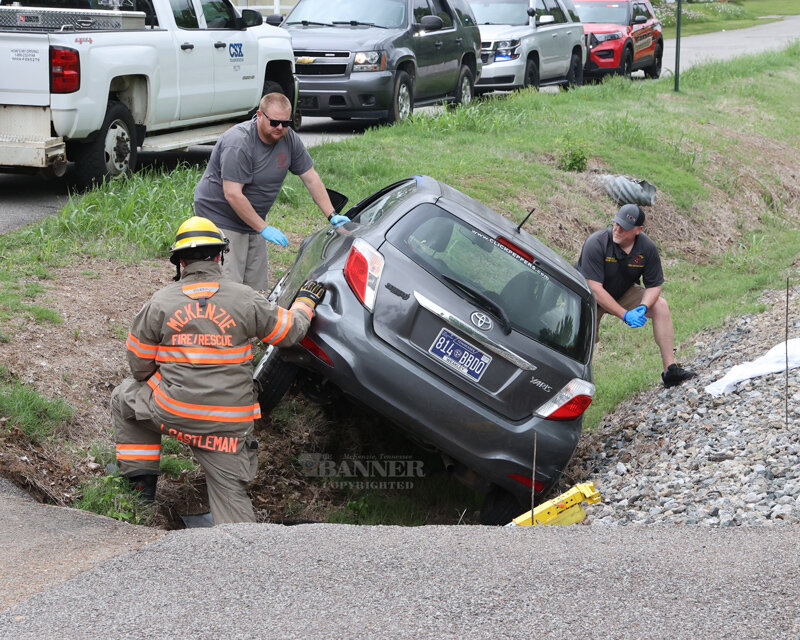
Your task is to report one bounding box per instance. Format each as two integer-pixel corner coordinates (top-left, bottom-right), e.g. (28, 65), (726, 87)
(479, 485), (525, 526)
(565, 52), (583, 89)
(386, 70), (413, 124)
(523, 57), (540, 91)
(621, 46), (633, 79)
(451, 64), (474, 108)
(644, 41), (663, 79)
(70, 101), (137, 187)
(292, 109), (302, 131)
(254, 345), (299, 415)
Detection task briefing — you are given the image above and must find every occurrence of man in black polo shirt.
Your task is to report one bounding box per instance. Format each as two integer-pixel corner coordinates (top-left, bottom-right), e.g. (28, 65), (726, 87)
(576, 204), (696, 388)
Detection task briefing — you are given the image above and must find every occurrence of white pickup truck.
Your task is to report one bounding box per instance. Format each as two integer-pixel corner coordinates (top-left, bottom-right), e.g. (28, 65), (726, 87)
(0, 0), (296, 184)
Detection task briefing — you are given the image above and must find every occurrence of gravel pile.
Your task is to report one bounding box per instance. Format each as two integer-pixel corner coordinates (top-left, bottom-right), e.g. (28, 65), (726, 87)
(572, 282), (800, 527)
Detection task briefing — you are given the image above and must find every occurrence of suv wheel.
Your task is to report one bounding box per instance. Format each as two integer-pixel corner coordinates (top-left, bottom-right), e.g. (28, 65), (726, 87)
(644, 42), (663, 79)
(452, 65), (474, 107)
(565, 52), (583, 89)
(621, 46), (633, 79)
(386, 70), (413, 124)
(523, 58), (540, 91)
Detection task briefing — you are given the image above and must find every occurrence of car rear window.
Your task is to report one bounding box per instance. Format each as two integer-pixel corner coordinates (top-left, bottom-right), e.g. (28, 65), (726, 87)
(387, 203), (592, 361)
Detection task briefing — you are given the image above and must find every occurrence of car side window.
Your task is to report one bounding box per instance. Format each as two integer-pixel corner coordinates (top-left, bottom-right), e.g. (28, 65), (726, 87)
(534, 0), (547, 20)
(413, 0), (432, 22)
(561, 0), (580, 22)
(633, 2), (649, 21)
(199, 0), (237, 29)
(543, 0), (567, 23)
(170, 0), (199, 28)
(429, 0), (454, 29)
(452, 0), (476, 26)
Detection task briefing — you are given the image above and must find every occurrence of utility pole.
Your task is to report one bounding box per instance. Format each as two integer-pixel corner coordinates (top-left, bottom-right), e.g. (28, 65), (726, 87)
(674, 0), (683, 91)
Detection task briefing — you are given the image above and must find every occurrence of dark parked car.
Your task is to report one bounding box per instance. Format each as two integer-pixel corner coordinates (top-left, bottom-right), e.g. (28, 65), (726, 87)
(270, 0), (482, 124)
(255, 176), (596, 524)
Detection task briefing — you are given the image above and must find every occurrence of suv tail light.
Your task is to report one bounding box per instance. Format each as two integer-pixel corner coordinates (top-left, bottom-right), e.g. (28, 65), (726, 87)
(50, 46), (80, 94)
(344, 238), (384, 311)
(535, 378), (595, 421)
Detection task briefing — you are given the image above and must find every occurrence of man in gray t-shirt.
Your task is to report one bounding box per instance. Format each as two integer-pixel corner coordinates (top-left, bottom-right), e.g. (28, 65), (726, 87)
(194, 92), (348, 290)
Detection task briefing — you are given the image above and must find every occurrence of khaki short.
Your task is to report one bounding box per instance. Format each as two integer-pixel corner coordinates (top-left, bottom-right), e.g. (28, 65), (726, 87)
(596, 284), (645, 336)
(219, 227), (269, 291)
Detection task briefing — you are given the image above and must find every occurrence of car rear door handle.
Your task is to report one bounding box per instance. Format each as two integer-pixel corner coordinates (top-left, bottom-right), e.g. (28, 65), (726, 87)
(181, 43), (194, 50)
(214, 41), (226, 49)
(435, 41), (443, 48)
(455, 37), (462, 44)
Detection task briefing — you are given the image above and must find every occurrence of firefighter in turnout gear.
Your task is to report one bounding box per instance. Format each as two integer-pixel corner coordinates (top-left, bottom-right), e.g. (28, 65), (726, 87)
(112, 216), (326, 523)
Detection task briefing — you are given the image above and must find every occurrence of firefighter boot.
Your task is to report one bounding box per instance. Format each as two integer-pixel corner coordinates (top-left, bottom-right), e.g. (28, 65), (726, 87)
(127, 473), (158, 503)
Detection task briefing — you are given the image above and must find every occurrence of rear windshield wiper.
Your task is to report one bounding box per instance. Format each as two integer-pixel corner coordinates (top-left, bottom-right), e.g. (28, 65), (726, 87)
(332, 20), (386, 28)
(287, 20), (336, 27)
(442, 275), (512, 335)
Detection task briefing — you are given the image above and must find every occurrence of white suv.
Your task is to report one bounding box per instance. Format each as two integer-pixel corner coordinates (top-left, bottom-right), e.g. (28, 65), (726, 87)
(470, 0), (585, 92)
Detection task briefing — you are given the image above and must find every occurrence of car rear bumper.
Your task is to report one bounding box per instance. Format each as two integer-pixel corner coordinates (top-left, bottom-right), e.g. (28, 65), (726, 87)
(282, 274), (583, 503)
(297, 72), (395, 118)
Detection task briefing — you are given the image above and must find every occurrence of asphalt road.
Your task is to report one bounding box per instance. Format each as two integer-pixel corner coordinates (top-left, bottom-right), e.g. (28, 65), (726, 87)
(2, 15), (799, 235)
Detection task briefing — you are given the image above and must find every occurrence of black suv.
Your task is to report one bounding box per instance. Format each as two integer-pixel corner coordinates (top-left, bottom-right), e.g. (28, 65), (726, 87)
(269, 0), (482, 124)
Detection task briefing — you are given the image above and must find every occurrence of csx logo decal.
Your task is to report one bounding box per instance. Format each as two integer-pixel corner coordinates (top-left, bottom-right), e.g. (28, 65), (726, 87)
(229, 43), (244, 58)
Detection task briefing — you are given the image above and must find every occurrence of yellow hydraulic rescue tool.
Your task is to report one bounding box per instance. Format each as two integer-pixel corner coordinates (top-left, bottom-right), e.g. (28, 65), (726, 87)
(505, 482), (602, 527)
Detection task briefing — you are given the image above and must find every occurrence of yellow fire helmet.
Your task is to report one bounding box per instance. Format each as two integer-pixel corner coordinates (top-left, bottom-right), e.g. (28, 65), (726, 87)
(170, 216), (229, 254)
(169, 216), (230, 281)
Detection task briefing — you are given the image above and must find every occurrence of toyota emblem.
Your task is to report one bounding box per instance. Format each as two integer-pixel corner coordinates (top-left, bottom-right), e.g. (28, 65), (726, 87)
(470, 311), (493, 331)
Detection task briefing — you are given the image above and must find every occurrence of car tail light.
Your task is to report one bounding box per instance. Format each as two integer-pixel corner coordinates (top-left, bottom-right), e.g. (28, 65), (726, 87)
(343, 238), (384, 312)
(509, 474), (545, 493)
(535, 378), (595, 421)
(50, 47), (80, 94)
(300, 336), (333, 367)
(496, 236), (535, 264)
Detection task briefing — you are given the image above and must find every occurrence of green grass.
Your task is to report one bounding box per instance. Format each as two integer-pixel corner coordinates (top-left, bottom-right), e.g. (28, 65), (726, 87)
(0, 366), (73, 442)
(656, 0), (800, 39)
(75, 474), (155, 524)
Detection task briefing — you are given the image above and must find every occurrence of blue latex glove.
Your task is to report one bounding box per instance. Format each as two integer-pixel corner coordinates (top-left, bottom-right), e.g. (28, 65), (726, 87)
(330, 214), (350, 228)
(623, 305), (648, 328)
(260, 225), (288, 247)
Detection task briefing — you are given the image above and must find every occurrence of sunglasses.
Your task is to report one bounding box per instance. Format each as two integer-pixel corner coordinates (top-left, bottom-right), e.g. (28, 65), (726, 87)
(259, 111), (292, 128)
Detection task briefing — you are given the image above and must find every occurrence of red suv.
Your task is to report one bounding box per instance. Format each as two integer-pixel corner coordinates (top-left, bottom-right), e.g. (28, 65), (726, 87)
(574, 0), (662, 79)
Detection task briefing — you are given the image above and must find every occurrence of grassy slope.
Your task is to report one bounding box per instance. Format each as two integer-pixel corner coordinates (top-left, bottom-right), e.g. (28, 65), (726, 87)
(1, 47), (799, 512)
(657, 0), (800, 39)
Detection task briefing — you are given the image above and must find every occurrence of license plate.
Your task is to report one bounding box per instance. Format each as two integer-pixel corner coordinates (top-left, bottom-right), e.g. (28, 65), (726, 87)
(429, 328), (492, 382)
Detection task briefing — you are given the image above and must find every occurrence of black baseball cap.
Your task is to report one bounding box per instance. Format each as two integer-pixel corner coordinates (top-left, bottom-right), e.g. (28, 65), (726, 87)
(613, 204), (645, 230)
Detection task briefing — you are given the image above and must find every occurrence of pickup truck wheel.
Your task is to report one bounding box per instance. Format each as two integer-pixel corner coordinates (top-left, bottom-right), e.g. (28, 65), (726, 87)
(523, 58), (540, 90)
(254, 345), (299, 415)
(621, 47), (634, 79)
(71, 101), (137, 186)
(386, 70), (413, 124)
(565, 52), (583, 89)
(644, 42), (663, 79)
(292, 110), (302, 131)
(451, 65), (474, 108)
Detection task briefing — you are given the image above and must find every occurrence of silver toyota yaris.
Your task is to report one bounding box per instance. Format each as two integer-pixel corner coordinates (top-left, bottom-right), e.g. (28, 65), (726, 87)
(255, 175), (596, 524)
